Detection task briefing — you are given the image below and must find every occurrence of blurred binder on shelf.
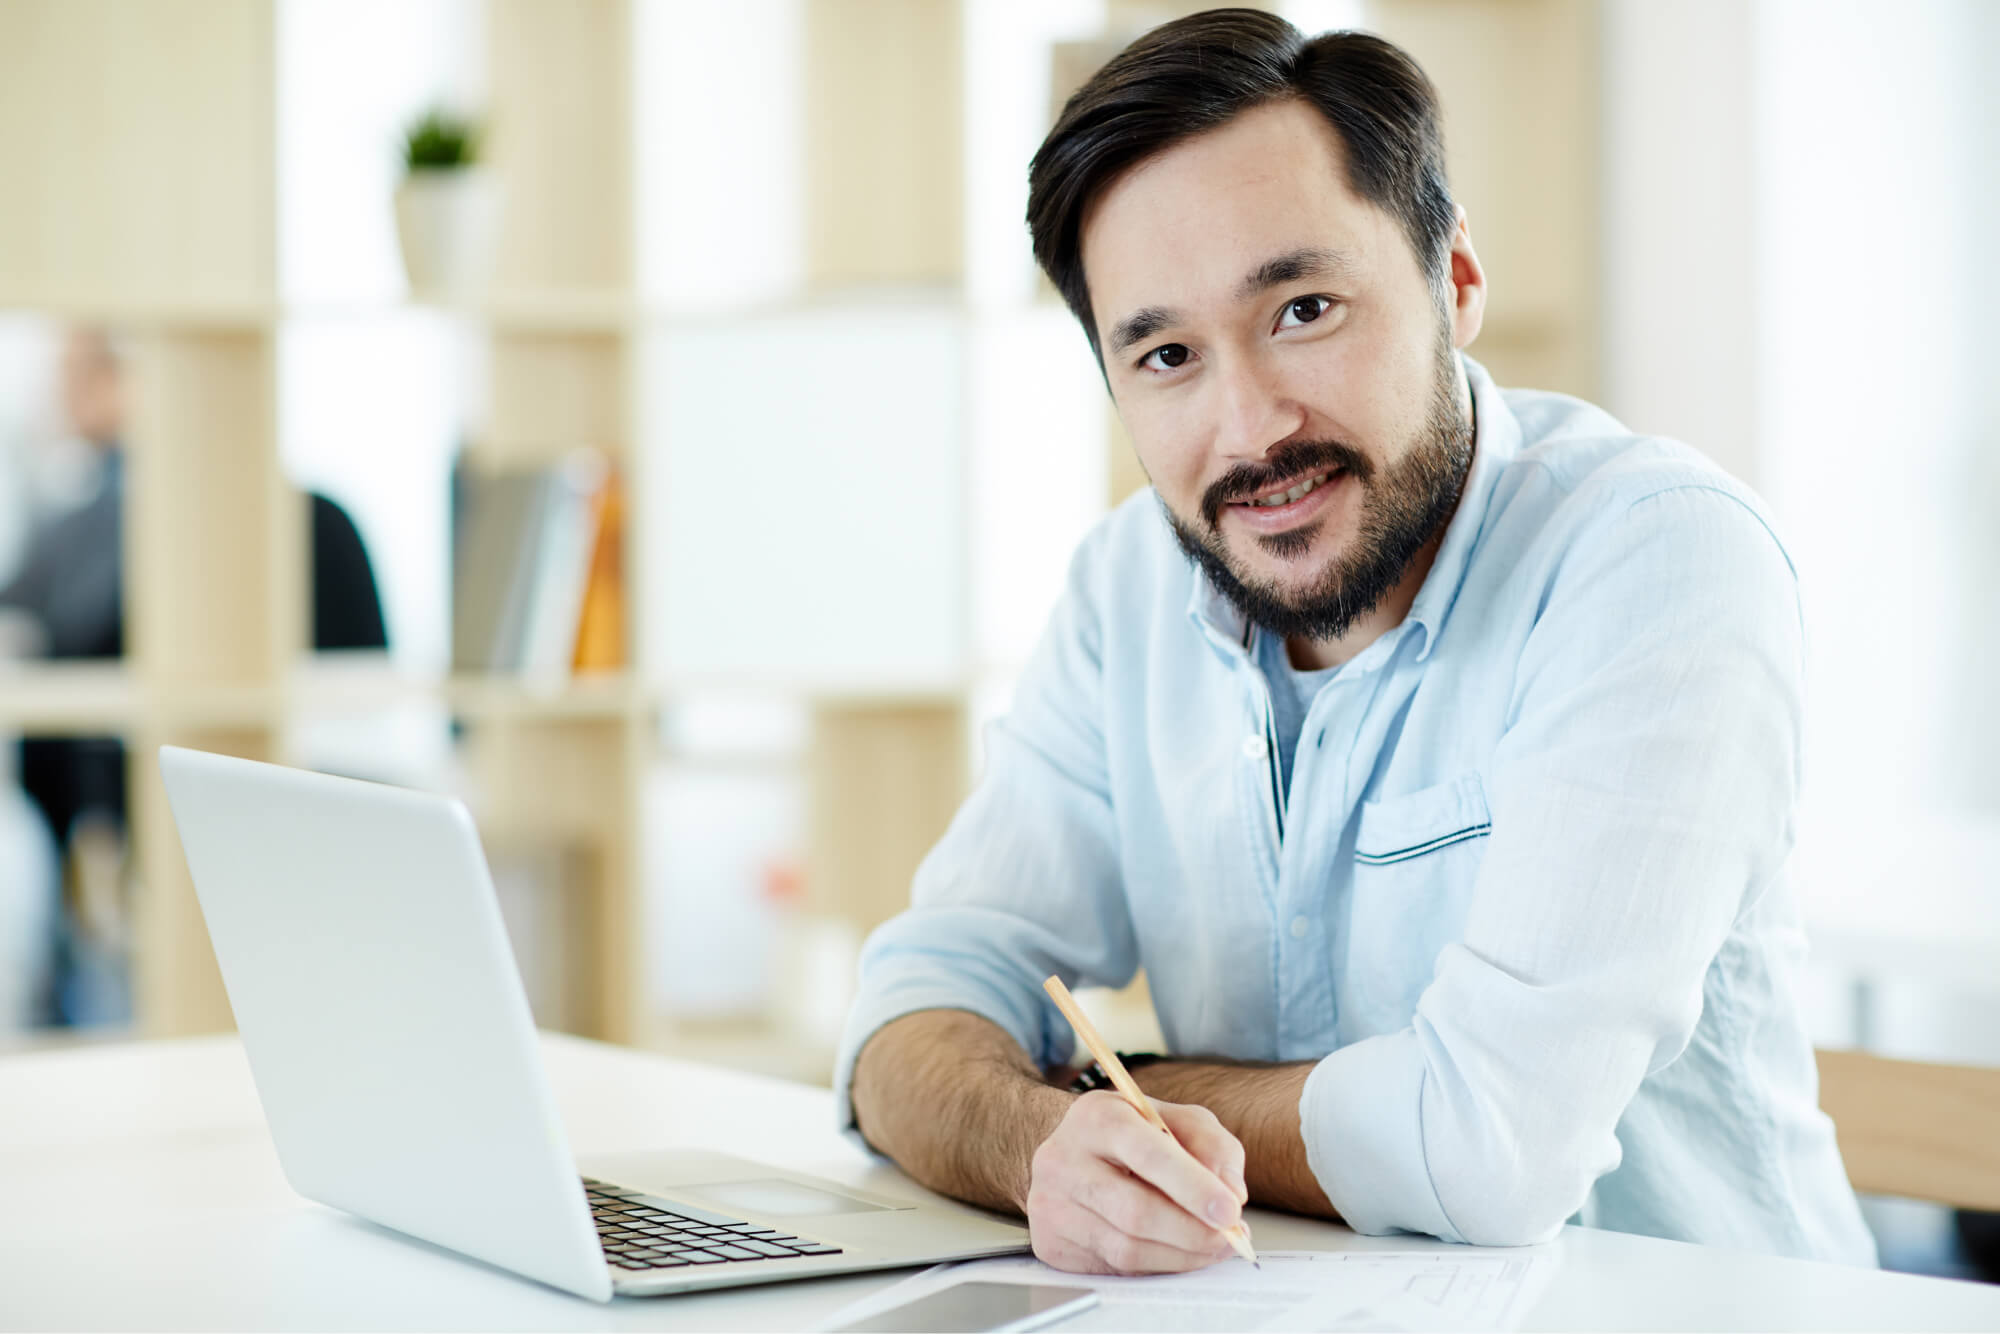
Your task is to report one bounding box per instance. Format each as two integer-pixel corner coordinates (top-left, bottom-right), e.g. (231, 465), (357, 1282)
(452, 452), (623, 678)
(572, 469), (626, 674)
(452, 469), (549, 673)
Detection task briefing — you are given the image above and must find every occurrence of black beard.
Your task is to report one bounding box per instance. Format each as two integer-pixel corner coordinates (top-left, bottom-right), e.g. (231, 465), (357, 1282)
(1164, 341), (1473, 644)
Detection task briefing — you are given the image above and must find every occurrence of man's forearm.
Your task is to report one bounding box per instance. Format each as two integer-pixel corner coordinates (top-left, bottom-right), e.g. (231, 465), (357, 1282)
(1134, 1060), (1336, 1217)
(850, 1009), (1073, 1215)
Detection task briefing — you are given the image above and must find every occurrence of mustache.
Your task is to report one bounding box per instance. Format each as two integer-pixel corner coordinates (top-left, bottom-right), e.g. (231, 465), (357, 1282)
(1200, 440), (1374, 528)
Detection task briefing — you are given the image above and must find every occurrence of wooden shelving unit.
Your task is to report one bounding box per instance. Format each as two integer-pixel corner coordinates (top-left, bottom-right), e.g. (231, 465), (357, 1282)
(1, 0), (1598, 1054)
(0, 0), (977, 1053)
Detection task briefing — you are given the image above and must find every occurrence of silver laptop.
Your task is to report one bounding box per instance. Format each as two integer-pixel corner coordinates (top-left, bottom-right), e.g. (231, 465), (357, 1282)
(158, 745), (1030, 1301)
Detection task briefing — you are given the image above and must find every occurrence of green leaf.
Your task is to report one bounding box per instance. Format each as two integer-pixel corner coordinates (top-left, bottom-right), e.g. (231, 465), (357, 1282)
(403, 107), (482, 170)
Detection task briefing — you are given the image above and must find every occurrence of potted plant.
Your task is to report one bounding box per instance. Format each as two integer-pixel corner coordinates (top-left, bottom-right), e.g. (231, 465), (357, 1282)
(393, 107), (501, 301)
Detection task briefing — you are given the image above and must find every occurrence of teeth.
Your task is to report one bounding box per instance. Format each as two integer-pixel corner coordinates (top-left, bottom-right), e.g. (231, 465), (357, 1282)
(1252, 471), (1332, 507)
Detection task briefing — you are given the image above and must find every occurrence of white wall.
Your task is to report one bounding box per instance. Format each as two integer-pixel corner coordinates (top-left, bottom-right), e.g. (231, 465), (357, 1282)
(1604, 0), (2000, 1059)
(1602, 0), (2000, 1060)
(633, 0), (805, 313)
(640, 306), (969, 688)
(1756, 0), (1995, 960)
(1600, 0), (1759, 485)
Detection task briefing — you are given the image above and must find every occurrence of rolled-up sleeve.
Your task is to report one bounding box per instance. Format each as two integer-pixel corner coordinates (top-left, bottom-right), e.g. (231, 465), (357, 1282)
(833, 535), (1137, 1140)
(1302, 484), (1805, 1246)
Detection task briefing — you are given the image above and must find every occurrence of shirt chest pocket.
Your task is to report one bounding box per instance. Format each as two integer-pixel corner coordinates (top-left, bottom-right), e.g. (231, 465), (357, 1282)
(1343, 771), (1492, 1024)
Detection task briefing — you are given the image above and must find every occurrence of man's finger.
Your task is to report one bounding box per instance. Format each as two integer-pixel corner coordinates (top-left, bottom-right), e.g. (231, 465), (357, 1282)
(1097, 1107), (1243, 1231)
(1159, 1101), (1249, 1203)
(1070, 1155), (1226, 1254)
(1072, 1192), (1232, 1274)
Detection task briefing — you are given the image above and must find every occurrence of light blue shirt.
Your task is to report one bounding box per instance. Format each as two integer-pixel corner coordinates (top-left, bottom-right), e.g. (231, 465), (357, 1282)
(835, 358), (1876, 1263)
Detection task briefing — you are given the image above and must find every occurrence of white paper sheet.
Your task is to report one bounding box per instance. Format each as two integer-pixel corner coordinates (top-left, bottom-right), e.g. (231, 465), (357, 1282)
(821, 1247), (1558, 1333)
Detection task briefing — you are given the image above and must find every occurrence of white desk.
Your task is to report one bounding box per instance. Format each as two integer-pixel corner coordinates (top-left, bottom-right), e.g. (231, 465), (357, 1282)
(5, 1035), (1999, 1332)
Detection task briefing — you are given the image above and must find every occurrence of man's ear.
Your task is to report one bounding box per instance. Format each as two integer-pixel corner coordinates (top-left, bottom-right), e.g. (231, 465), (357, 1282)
(1446, 205), (1486, 350)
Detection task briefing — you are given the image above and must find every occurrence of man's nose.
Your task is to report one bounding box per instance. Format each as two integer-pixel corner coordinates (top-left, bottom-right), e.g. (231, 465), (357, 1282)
(1213, 354), (1305, 461)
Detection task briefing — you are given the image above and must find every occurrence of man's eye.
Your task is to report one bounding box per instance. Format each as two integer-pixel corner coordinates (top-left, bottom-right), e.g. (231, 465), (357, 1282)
(1277, 295), (1333, 329)
(1141, 343), (1191, 372)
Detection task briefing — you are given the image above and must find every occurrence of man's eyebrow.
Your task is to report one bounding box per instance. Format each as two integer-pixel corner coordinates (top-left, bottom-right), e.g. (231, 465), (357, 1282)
(1104, 247), (1357, 359)
(1236, 246), (1354, 301)
(1107, 306), (1177, 358)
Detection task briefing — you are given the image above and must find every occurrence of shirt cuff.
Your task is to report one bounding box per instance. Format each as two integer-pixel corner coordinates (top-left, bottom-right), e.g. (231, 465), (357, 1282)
(1301, 1031), (1465, 1244)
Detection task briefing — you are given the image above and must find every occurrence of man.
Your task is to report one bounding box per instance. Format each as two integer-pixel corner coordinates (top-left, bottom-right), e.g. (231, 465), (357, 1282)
(838, 10), (1876, 1274)
(0, 328), (126, 664)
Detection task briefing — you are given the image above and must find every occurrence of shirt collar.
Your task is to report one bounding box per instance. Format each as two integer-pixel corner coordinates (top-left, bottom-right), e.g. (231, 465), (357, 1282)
(1184, 353), (1518, 664)
(1404, 354), (1516, 661)
(1187, 558), (1253, 660)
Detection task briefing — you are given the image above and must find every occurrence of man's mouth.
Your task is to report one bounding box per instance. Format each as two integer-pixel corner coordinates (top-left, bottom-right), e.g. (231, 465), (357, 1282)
(1229, 469), (1341, 508)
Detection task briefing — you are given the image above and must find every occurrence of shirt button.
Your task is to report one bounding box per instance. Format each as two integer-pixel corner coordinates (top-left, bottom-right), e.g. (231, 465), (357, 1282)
(1241, 734), (1268, 760)
(1289, 915), (1310, 939)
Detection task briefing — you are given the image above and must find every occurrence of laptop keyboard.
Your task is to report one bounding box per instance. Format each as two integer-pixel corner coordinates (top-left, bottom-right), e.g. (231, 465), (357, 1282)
(583, 1178), (844, 1271)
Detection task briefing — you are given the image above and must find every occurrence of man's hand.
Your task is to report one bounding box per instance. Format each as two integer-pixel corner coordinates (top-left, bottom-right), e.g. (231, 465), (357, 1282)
(1024, 1090), (1249, 1275)
(1134, 1059), (1336, 1218)
(850, 1011), (1332, 1260)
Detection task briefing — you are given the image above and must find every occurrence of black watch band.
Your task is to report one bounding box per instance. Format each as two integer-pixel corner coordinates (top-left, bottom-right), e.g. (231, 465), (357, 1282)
(1067, 1052), (1164, 1094)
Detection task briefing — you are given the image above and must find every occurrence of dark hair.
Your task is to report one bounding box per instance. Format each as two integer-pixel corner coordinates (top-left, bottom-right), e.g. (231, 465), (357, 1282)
(1027, 9), (1456, 363)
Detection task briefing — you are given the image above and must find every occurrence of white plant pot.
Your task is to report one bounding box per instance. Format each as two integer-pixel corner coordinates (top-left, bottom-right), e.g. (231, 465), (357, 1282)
(393, 168), (502, 302)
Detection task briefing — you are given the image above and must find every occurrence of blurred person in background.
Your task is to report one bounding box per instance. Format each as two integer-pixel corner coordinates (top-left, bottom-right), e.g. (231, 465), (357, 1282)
(0, 328), (125, 662)
(841, 10), (1876, 1276)
(0, 327), (391, 1027)
(0, 770), (56, 1030)
(0, 327), (128, 1026)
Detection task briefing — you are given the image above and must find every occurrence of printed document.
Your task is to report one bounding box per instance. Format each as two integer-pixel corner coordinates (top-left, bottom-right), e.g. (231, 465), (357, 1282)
(821, 1247), (1558, 1332)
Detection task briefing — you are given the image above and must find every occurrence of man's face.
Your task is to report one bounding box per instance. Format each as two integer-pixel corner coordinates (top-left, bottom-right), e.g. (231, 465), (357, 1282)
(60, 329), (124, 448)
(1081, 98), (1482, 642)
